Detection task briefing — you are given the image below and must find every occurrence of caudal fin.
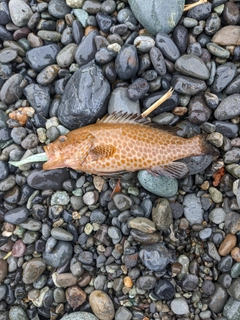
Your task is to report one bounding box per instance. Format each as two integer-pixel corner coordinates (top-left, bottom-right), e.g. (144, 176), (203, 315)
(196, 134), (220, 157)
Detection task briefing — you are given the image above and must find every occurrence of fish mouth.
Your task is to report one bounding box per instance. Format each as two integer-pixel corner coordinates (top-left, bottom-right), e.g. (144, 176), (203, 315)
(43, 145), (64, 170)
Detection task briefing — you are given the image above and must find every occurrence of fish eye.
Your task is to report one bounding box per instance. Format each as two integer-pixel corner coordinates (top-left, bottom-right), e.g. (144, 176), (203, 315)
(59, 136), (67, 142)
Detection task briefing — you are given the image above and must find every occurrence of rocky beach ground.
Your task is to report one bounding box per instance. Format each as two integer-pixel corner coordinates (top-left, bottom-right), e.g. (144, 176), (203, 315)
(1, 0), (240, 319)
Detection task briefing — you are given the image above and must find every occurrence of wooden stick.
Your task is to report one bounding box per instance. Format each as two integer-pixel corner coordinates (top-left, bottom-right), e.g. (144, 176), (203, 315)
(183, 0), (208, 12)
(141, 87), (174, 118)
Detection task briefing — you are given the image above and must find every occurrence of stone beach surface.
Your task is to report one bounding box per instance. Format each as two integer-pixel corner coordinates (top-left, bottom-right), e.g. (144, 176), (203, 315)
(1, 0), (240, 319)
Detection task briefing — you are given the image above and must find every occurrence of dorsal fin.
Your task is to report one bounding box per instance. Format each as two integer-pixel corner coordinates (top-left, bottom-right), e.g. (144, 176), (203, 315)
(97, 111), (151, 125)
(97, 111), (182, 136)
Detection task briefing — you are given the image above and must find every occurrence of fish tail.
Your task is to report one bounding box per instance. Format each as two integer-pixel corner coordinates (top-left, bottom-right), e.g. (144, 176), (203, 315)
(195, 134), (220, 157)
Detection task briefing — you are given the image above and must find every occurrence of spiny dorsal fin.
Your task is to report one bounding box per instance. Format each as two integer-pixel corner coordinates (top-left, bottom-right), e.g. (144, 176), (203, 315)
(97, 111), (151, 125)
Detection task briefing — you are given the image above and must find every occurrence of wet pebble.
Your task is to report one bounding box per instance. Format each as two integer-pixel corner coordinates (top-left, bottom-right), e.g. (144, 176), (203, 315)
(51, 227), (74, 241)
(108, 87), (140, 114)
(211, 62), (237, 93)
(43, 241), (73, 268)
(115, 44), (139, 80)
(183, 193), (203, 225)
(175, 54), (210, 80)
(4, 207), (28, 225)
(171, 297), (189, 315)
(22, 258), (46, 284)
(127, 78), (149, 101)
(172, 75), (207, 95)
(9, 0), (33, 27)
(89, 290), (115, 320)
(137, 170), (178, 197)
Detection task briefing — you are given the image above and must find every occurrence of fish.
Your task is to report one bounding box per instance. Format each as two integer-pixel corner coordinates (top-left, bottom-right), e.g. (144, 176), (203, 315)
(10, 112), (218, 179)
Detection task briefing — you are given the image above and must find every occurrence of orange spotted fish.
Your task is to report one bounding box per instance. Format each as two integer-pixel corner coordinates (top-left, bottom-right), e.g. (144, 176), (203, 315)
(10, 112), (218, 179)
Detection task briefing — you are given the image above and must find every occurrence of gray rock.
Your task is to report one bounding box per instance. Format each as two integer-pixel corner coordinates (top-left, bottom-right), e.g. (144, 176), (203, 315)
(75, 30), (98, 67)
(9, 0), (33, 27)
(43, 241), (73, 268)
(175, 54), (210, 80)
(48, 0), (71, 18)
(58, 61), (110, 130)
(180, 155), (213, 175)
(128, 0), (185, 35)
(223, 298), (240, 320)
(108, 87), (140, 114)
(209, 284), (229, 313)
(27, 169), (70, 190)
(115, 44), (139, 80)
(214, 94), (240, 120)
(171, 298), (189, 315)
(0, 74), (24, 104)
(172, 75), (207, 95)
(183, 193), (203, 225)
(61, 312), (99, 320)
(23, 84), (50, 117)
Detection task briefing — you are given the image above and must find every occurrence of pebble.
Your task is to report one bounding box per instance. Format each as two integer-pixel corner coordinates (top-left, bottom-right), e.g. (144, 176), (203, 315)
(212, 25), (240, 46)
(155, 32), (180, 62)
(27, 169), (70, 190)
(172, 75), (207, 95)
(108, 87), (140, 114)
(128, 217), (156, 233)
(58, 61), (110, 130)
(211, 62), (237, 93)
(9, 0), (33, 27)
(0, 259), (7, 282)
(129, 0), (184, 35)
(61, 312), (99, 320)
(127, 78), (149, 101)
(51, 227), (74, 241)
(48, 0), (71, 18)
(183, 193), (203, 225)
(0, 74), (24, 104)
(89, 290), (115, 320)
(209, 284), (229, 313)
(219, 234), (237, 256)
(43, 241), (73, 268)
(153, 279), (175, 300)
(115, 44), (139, 80)
(139, 243), (175, 272)
(223, 297), (240, 320)
(209, 208), (226, 224)
(115, 306), (132, 320)
(137, 170), (178, 197)
(175, 54), (210, 80)
(4, 207), (29, 224)
(66, 286), (87, 309)
(171, 297), (189, 315)
(214, 94), (240, 120)
(151, 198), (173, 231)
(22, 258), (46, 284)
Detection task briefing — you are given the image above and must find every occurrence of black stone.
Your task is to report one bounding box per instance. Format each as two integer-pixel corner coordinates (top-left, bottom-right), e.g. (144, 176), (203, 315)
(155, 32), (180, 62)
(211, 62), (237, 93)
(75, 30), (98, 67)
(171, 75), (207, 95)
(173, 25), (188, 54)
(96, 12), (113, 33)
(187, 2), (212, 20)
(4, 207), (29, 225)
(58, 61), (110, 130)
(153, 279), (175, 300)
(23, 84), (50, 117)
(142, 90), (179, 115)
(27, 169), (70, 190)
(115, 44), (139, 80)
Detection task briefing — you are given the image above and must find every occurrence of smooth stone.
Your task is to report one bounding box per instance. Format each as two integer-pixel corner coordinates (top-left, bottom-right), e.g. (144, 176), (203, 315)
(139, 243), (175, 271)
(115, 306), (132, 320)
(219, 234), (237, 256)
(138, 170), (178, 197)
(0, 259), (7, 282)
(213, 121), (239, 138)
(205, 12), (221, 35)
(58, 61), (110, 130)
(75, 30), (98, 67)
(27, 169), (70, 190)
(214, 94), (240, 120)
(66, 286), (87, 309)
(209, 208), (226, 224)
(212, 26), (240, 46)
(128, 217), (156, 233)
(0, 74), (24, 104)
(0, 175), (16, 192)
(209, 284), (229, 313)
(188, 95), (212, 124)
(175, 54), (210, 80)
(73, 9), (89, 27)
(134, 36), (155, 52)
(136, 275), (156, 290)
(223, 1), (240, 25)
(153, 279), (175, 300)
(228, 278), (240, 300)
(155, 32), (180, 62)
(223, 297), (240, 320)
(19, 218), (42, 231)
(51, 227), (74, 241)
(37, 30), (61, 42)
(0, 160), (9, 180)
(173, 25), (188, 54)
(0, 48), (17, 63)
(211, 63), (237, 93)
(187, 2), (212, 20)
(22, 258), (46, 284)
(53, 273), (78, 288)
(0, 2), (10, 25)
(108, 87), (140, 114)
(150, 47), (166, 75)
(130, 229), (162, 245)
(9, 306), (28, 320)
(9, 0), (33, 27)
(89, 290), (115, 320)
(61, 312), (99, 320)
(172, 75), (207, 95)
(36, 65), (59, 85)
(95, 47), (117, 65)
(43, 241), (73, 268)
(48, 0), (71, 18)
(128, 0), (184, 35)
(96, 12), (112, 33)
(23, 84), (50, 117)
(206, 42), (230, 59)
(181, 273), (198, 291)
(127, 78), (149, 101)
(4, 207), (29, 224)
(171, 298), (189, 315)
(224, 75), (240, 95)
(26, 44), (60, 72)
(152, 198), (173, 231)
(115, 44), (139, 80)
(183, 193), (203, 225)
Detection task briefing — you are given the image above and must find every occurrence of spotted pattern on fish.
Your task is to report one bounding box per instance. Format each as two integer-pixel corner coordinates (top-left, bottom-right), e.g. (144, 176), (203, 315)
(43, 112), (218, 178)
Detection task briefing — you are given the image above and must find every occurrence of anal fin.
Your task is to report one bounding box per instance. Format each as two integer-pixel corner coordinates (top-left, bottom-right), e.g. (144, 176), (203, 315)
(149, 162), (189, 179)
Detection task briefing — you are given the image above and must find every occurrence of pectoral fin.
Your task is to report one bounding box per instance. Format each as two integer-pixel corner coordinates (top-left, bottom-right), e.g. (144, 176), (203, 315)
(149, 162), (189, 179)
(90, 144), (116, 161)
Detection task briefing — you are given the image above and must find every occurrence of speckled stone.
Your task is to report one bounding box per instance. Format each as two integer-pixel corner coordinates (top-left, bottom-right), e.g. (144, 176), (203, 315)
(89, 290), (115, 320)
(61, 312), (99, 320)
(137, 170), (178, 197)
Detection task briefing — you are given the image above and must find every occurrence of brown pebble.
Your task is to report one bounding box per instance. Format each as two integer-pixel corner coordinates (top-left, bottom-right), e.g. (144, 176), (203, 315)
(22, 258), (46, 284)
(124, 276), (133, 288)
(54, 273), (78, 288)
(66, 286), (87, 309)
(85, 26), (98, 36)
(0, 259), (8, 283)
(77, 270), (92, 287)
(218, 233), (237, 256)
(212, 25), (240, 46)
(89, 290), (115, 320)
(12, 239), (26, 257)
(231, 247), (240, 262)
(171, 262), (183, 276)
(13, 27), (30, 40)
(172, 106), (188, 116)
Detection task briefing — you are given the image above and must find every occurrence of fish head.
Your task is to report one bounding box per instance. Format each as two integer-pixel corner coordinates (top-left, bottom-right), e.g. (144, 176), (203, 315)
(43, 132), (95, 170)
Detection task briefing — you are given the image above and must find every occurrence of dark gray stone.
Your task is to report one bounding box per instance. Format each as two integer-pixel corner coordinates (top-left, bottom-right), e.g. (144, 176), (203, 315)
(58, 61), (110, 130)
(23, 84), (50, 117)
(115, 44), (139, 80)
(171, 75), (207, 95)
(27, 169), (70, 190)
(214, 94), (240, 120)
(43, 241), (73, 268)
(75, 30), (98, 67)
(175, 54), (210, 80)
